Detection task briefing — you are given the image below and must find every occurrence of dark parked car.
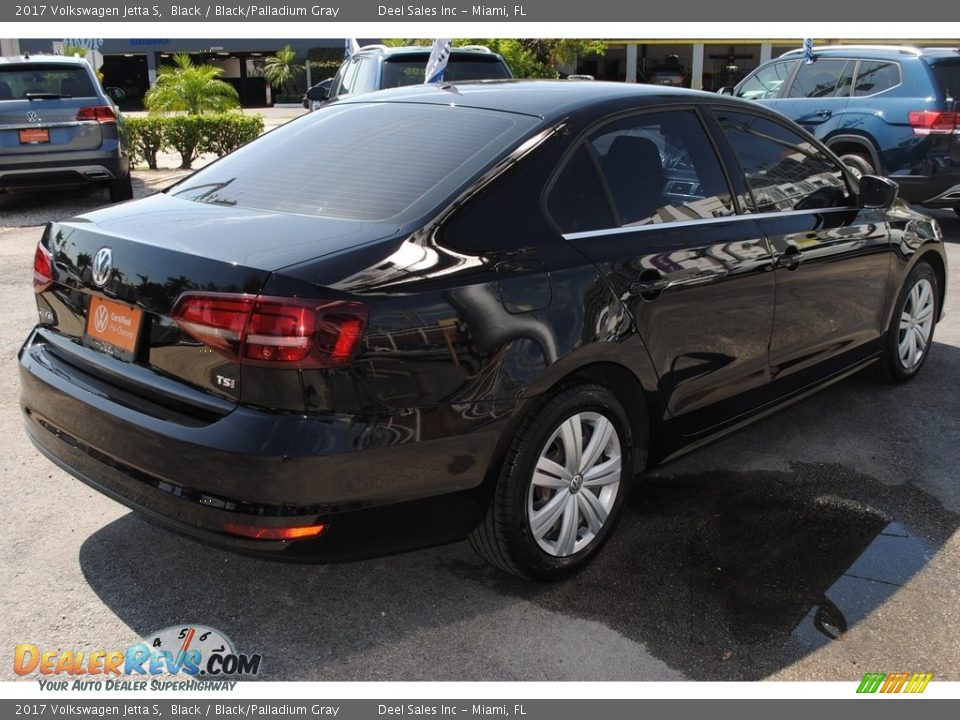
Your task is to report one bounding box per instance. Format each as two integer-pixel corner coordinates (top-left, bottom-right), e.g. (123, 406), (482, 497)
(727, 45), (960, 217)
(20, 81), (947, 580)
(0, 54), (132, 202)
(305, 44), (512, 106)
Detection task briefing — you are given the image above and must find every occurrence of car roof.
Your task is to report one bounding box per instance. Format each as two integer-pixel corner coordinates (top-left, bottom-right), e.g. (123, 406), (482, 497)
(778, 45), (960, 61)
(339, 79), (742, 120)
(0, 54), (93, 67)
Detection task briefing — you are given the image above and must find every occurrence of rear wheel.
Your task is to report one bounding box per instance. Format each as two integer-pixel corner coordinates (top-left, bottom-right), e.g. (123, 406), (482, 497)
(878, 261), (939, 383)
(469, 384), (633, 580)
(838, 152), (875, 179)
(108, 171), (133, 203)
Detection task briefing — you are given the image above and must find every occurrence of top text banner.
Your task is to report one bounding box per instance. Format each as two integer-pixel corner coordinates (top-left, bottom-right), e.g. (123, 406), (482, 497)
(3, 0), (954, 23)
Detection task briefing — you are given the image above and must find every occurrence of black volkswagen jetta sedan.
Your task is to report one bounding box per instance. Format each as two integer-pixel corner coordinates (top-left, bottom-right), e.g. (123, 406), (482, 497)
(20, 81), (947, 580)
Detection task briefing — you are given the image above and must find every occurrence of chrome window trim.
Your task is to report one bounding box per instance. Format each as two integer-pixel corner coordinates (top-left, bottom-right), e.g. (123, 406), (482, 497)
(562, 205), (860, 242)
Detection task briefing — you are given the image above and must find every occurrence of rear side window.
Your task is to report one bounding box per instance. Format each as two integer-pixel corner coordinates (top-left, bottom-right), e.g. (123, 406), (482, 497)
(930, 60), (960, 101)
(787, 59), (854, 98)
(853, 61), (901, 96)
(171, 102), (538, 222)
(714, 111), (854, 213)
(548, 146), (615, 233)
(587, 109), (735, 226)
(0, 64), (96, 100)
(381, 55), (510, 88)
(736, 60), (798, 100)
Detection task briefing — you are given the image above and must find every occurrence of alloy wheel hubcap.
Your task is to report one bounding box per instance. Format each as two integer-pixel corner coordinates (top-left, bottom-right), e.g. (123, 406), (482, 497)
(527, 412), (622, 558)
(898, 278), (934, 370)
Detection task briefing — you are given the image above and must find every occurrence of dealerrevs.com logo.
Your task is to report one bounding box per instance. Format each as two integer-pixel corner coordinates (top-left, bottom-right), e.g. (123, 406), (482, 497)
(14, 625), (261, 691)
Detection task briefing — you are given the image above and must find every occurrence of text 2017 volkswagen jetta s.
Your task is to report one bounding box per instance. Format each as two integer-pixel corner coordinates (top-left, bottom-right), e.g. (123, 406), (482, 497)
(20, 81), (947, 580)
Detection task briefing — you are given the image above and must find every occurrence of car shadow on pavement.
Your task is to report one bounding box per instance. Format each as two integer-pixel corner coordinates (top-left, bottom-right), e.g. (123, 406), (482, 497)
(77, 344), (960, 681)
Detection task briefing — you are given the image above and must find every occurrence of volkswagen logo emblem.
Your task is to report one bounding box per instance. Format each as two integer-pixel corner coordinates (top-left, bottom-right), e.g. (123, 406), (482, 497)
(26, 111), (41, 123)
(93, 304), (109, 333)
(91, 247), (113, 287)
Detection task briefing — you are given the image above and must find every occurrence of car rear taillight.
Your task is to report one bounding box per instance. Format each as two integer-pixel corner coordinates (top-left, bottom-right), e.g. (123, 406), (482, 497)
(76, 105), (117, 124)
(170, 292), (368, 368)
(908, 110), (959, 135)
(33, 243), (53, 292)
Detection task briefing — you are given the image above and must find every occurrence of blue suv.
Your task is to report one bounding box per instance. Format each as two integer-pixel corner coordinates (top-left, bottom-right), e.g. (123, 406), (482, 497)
(728, 45), (960, 216)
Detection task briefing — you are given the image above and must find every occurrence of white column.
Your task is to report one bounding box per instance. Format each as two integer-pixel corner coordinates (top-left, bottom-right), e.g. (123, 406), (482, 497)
(1, 38), (21, 56)
(760, 43), (773, 63)
(625, 43), (638, 83)
(691, 43), (705, 91)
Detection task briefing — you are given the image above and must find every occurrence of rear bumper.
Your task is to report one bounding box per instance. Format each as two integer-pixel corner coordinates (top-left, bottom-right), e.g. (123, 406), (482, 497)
(19, 329), (504, 559)
(0, 149), (127, 189)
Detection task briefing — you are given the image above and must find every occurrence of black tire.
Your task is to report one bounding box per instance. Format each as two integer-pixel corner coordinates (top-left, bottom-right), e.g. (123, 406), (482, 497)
(108, 171), (133, 203)
(878, 261), (939, 383)
(838, 152), (876, 179)
(469, 384), (634, 580)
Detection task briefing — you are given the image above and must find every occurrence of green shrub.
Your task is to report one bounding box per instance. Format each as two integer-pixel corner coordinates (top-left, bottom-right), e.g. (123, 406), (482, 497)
(202, 114), (265, 158)
(126, 113), (265, 170)
(126, 116), (166, 170)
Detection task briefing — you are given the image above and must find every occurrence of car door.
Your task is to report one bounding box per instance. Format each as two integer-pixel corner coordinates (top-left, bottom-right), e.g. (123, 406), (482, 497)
(553, 107), (777, 434)
(774, 59), (854, 140)
(709, 108), (892, 392)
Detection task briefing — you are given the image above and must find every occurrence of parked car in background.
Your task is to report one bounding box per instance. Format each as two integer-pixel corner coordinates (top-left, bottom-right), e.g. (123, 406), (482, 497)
(0, 54), (132, 202)
(305, 44), (512, 106)
(21, 81), (946, 581)
(725, 46), (960, 217)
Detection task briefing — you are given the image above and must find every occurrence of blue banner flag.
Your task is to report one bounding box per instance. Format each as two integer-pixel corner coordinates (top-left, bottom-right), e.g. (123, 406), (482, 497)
(803, 38), (814, 64)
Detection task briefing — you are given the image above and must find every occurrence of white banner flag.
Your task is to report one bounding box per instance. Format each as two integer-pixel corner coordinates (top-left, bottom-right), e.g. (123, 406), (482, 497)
(424, 38), (453, 84)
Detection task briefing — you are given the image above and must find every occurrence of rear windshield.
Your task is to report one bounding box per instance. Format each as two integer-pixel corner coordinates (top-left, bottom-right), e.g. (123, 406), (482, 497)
(170, 102), (538, 222)
(0, 64), (97, 100)
(930, 59), (960, 102)
(381, 54), (511, 88)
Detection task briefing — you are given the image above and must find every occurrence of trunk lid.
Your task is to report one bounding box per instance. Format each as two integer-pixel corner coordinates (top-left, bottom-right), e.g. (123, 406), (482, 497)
(36, 193), (400, 412)
(0, 63), (105, 155)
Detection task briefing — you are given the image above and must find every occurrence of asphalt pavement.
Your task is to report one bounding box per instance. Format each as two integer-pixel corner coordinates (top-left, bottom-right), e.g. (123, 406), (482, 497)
(0, 185), (957, 682)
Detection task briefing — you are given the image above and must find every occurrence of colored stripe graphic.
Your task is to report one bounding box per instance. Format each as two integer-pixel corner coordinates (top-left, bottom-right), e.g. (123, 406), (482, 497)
(857, 672), (932, 694)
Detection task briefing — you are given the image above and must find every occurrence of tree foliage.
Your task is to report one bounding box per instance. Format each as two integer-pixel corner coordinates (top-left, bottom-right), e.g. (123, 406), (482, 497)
(382, 39), (607, 78)
(144, 53), (240, 115)
(263, 44), (304, 95)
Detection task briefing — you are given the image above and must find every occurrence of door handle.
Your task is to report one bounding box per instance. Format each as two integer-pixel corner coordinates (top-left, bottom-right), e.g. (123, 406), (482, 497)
(775, 246), (802, 271)
(812, 109), (832, 117)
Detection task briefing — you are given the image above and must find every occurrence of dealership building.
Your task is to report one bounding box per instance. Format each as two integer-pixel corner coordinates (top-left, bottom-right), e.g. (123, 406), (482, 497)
(3, 37), (957, 108)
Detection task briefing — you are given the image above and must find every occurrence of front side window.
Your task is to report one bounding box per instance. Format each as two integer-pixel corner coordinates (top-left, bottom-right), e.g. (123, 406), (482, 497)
(336, 58), (362, 97)
(787, 59), (854, 98)
(736, 61), (798, 101)
(714, 110), (854, 213)
(587, 109), (735, 226)
(853, 61), (901, 96)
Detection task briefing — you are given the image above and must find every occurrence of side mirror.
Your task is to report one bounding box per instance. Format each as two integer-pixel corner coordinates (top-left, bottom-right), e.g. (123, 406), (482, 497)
(858, 175), (899, 209)
(105, 87), (125, 102)
(306, 83), (329, 102)
(717, 86), (735, 96)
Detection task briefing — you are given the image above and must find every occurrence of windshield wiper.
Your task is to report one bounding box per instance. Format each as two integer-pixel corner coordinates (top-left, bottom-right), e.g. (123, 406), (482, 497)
(25, 93), (64, 100)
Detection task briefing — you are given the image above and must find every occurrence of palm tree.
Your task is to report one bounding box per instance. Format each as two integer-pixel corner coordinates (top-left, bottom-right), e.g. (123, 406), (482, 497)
(144, 53), (240, 115)
(263, 45), (304, 100)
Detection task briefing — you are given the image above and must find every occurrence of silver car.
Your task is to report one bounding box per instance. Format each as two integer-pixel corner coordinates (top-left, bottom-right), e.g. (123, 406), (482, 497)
(0, 54), (131, 202)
